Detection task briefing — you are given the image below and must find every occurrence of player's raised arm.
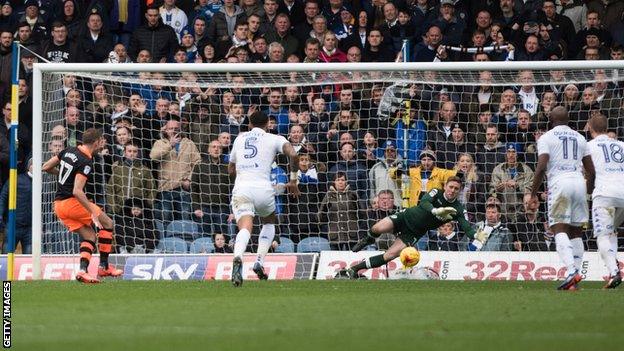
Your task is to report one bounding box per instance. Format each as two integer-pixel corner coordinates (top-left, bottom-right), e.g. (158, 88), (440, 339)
(582, 155), (595, 195)
(282, 142), (300, 197)
(42, 154), (61, 175)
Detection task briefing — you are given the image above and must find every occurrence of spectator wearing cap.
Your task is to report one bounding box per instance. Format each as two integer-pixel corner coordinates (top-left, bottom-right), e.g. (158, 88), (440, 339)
(412, 25), (442, 62)
(74, 11), (113, 63)
(369, 140), (401, 207)
(389, 149), (456, 207)
(129, 5), (179, 63)
(160, 0), (188, 39)
(489, 143), (534, 222)
(177, 27), (197, 62)
(17, 0), (48, 43)
(392, 101), (427, 166)
(19, 44), (37, 87)
(476, 124), (506, 181)
(437, 122), (475, 169)
(572, 10), (612, 57)
(0, 1), (17, 32)
(207, 0), (246, 43)
(264, 13), (299, 58)
(431, 0), (465, 47)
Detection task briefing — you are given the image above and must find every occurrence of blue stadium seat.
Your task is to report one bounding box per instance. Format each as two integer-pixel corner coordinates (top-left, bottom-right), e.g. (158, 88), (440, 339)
(154, 219), (165, 240)
(296, 237), (330, 253)
(189, 237), (215, 254)
(166, 220), (200, 241)
(275, 237), (295, 253)
(157, 237), (188, 253)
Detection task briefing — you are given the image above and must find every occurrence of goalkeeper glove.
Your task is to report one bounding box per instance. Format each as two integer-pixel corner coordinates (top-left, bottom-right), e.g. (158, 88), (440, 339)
(431, 207), (457, 221)
(468, 225), (494, 251)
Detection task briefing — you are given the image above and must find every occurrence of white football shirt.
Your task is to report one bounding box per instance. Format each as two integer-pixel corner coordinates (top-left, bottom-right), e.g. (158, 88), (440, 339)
(537, 125), (589, 182)
(588, 134), (624, 199)
(230, 128), (288, 188)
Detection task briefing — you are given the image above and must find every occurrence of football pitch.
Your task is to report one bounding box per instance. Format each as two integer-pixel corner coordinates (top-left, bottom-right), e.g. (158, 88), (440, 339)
(12, 280), (622, 351)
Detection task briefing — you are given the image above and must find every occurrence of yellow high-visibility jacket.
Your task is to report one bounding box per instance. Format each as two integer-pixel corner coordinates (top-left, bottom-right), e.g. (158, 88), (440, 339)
(389, 166), (457, 207)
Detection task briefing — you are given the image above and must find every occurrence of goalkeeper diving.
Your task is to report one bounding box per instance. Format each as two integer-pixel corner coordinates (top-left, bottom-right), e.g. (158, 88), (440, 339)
(336, 176), (489, 279)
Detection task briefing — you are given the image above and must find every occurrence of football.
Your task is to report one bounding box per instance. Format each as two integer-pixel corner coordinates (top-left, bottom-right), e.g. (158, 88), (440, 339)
(399, 247), (420, 268)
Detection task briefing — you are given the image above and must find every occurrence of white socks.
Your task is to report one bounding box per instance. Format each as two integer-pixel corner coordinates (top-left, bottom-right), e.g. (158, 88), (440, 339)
(570, 237), (584, 272)
(256, 224), (276, 266)
(234, 228), (251, 259)
(597, 233), (619, 276)
(555, 233), (576, 275)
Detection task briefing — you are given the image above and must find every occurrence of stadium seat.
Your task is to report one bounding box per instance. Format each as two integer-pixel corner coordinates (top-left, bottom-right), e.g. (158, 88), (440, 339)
(275, 237), (295, 253)
(154, 219), (165, 240)
(189, 237), (215, 254)
(166, 220), (200, 241)
(157, 237), (188, 253)
(296, 237), (331, 253)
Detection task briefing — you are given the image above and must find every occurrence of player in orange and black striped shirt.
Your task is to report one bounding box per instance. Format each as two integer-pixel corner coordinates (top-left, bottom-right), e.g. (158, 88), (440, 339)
(43, 128), (123, 283)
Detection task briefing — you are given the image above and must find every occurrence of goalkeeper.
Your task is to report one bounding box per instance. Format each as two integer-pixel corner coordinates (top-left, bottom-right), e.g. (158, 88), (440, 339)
(336, 176), (488, 279)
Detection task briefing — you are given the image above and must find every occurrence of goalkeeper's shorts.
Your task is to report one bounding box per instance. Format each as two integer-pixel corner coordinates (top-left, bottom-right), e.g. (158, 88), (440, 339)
(389, 211), (425, 246)
(54, 197), (98, 232)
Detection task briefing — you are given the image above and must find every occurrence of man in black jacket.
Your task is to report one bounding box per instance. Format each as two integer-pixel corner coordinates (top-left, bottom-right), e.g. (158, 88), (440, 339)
(74, 11), (113, 63)
(191, 139), (233, 235)
(128, 6), (178, 63)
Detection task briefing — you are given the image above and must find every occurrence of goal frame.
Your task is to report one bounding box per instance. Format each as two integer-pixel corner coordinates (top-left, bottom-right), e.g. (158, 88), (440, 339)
(31, 60), (624, 280)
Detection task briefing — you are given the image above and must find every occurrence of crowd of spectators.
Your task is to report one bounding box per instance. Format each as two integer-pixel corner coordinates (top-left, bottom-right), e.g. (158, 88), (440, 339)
(0, 0), (622, 253)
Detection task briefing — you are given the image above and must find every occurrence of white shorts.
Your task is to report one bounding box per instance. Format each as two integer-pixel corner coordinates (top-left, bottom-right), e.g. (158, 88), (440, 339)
(547, 177), (588, 226)
(231, 186), (276, 222)
(591, 196), (624, 237)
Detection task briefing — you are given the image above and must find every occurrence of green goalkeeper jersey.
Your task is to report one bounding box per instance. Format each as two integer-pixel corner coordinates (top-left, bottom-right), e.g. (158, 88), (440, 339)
(390, 188), (476, 244)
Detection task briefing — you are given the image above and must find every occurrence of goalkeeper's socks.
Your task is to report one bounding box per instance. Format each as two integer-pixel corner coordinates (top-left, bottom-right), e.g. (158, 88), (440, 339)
(256, 224), (276, 266)
(597, 234), (619, 276)
(98, 229), (113, 268)
(350, 254), (387, 272)
(570, 237), (584, 272)
(233, 228), (251, 259)
(79, 240), (96, 272)
(555, 233), (575, 275)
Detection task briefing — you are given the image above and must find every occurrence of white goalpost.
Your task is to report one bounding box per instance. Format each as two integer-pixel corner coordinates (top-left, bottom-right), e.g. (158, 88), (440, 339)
(31, 61), (624, 280)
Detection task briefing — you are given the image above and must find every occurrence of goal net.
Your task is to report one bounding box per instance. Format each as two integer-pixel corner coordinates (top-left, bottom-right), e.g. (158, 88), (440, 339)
(32, 61), (624, 273)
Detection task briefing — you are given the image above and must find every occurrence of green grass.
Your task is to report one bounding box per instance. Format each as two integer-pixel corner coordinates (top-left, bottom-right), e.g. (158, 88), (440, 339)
(11, 280), (623, 351)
